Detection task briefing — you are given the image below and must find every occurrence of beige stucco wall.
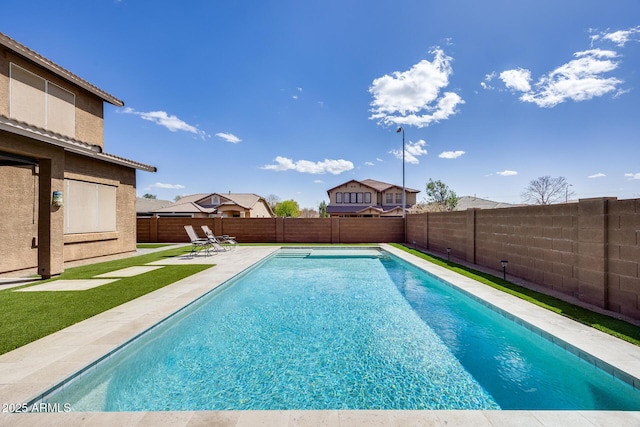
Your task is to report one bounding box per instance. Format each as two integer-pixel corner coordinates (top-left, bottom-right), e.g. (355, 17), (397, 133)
(62, 153), (137, 263)
(0, 48), (105, 148)
(0, 131), (137, 275)
(249, 200), (273, 218)
(0, 131), (66, 275)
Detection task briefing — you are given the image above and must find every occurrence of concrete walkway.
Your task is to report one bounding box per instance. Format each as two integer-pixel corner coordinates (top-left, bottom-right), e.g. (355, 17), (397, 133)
(1, 245), (639, 426)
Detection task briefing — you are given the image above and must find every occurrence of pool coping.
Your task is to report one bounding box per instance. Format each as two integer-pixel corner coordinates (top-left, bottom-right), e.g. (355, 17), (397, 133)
(0, 244), (639, 426)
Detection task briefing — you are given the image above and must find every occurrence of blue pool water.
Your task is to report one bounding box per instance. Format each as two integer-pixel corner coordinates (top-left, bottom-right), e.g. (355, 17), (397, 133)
(45, 248), (640, 411)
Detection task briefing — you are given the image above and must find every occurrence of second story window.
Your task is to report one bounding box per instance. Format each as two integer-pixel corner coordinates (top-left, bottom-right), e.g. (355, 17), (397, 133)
(385, 193), (393, 204)
(357, 193), (363, 203)
(350, 192), (357, 203)
(10, 63), (76, 138)
(336, 192), (342, 203)
(364, 192), (371, 204)
(396, 193), (402, 204)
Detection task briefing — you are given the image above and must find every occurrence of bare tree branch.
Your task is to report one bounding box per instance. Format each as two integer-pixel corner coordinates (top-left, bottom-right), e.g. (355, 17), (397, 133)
(521, 176), (573, 205)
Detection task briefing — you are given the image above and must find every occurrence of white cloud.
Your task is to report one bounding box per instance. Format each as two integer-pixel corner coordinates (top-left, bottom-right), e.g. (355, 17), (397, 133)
(376, 158), (384, 162)
(368, 47), (465, 128)
(121, 107), (207, 139)
(499, 68), (532, 92)
(496, 170), (518, 176)
(591, 26), (640, 47)
(365, 161), (375, 166)
(497, 43), (624, 108)
(313, 179), (324, 184)
(150, 182), (185, 189)
(625, 173), (640, 180)
(491, 27), (640, 108)
(389, 139), (428, 164)
(262, 156), (354, 175)
(588, 173), (606, 178)
(481, 72), (497, 90)
(215, 132), (241, 143)
(292, 95), (299, 100)
(439, 150), (465, 159)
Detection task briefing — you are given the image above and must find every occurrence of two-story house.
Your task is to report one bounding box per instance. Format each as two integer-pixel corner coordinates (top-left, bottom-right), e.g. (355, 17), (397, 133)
(326, 179), (419, 217)
(0, 32), (155, 278)
(150, 193), (275, 218)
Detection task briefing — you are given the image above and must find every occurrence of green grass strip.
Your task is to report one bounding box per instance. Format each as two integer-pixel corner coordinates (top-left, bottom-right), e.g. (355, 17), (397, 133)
(136, 243), (173, 249)
(0, 246), (211, 355)
(390, 243), (640, 347)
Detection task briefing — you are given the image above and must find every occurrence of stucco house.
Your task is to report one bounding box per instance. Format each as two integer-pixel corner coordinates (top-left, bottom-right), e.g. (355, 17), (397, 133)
(326, 179), (420, 217)
(136, 197), (173, 217)
(151, 193), (274, 218)
(454, 196), (519, 210)
(0, 32), (155, 278)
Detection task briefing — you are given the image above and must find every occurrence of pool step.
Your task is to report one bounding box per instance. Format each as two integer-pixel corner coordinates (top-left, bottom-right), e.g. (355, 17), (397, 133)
(275, 250), (311, 258)
(276, 248), (382, 258)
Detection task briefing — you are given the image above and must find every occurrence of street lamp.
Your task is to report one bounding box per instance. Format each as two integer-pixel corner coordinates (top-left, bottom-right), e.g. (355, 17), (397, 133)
(396, 127), (406, 219)
(565, 184), (573, 203)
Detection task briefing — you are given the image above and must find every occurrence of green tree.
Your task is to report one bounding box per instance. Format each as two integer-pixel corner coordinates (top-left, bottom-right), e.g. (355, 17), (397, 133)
(142, 193), (157, 199)
(425, 179), (458, 211)
(522, 176), (573, 205)
(318, 200), (329, 218)
(274, 199), (300, 217)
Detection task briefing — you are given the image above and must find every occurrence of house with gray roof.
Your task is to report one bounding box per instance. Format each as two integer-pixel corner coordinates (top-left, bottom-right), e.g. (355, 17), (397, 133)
(151, 193), (274, 218)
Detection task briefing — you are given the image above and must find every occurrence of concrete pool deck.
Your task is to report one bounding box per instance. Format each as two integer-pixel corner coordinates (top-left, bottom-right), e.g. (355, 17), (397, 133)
(0, 244), (639, 426)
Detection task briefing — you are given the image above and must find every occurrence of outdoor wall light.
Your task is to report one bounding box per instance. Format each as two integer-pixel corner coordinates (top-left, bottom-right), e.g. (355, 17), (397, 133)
(52, 191), (63, 207)
(446, 247), (451, 261)
(500, 260), (508, 280)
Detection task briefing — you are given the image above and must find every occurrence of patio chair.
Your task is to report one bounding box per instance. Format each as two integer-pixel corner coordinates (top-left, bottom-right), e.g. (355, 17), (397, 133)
(201, 225), (237, 250)
(184, 225), (214, 257)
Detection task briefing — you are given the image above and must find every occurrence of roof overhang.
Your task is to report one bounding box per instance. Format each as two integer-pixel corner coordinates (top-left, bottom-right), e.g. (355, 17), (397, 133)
(0, 115), (156, 172)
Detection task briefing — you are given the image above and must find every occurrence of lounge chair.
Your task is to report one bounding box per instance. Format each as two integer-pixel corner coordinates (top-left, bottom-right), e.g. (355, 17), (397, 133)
(201, 225), (237, 250)
(184, 225), (215, 256)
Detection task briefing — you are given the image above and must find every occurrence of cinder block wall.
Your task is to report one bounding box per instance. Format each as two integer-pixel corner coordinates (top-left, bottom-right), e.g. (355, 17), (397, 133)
(608, 199), (640, 318)
(137, 217), (404, 244)
(406, 197), (640, 320)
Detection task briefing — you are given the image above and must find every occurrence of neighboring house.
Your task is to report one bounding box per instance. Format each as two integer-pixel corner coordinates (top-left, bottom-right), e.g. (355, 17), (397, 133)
(136, 197), (173, 217)
(0, 32), (155, 278)
(454, 196), (519, 211)
(151, 193), (274, 218)
(326, 179), (420, 217)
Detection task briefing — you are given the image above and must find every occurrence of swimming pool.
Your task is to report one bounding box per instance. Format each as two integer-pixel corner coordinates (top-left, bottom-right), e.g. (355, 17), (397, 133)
(43, 247), (640, 411)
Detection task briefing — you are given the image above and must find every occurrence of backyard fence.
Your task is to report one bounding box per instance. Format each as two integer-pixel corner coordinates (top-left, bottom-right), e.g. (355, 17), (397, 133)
(137, 197), (640, 321)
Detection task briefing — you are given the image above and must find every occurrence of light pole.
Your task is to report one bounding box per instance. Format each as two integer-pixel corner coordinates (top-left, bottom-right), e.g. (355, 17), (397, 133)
(565, 184), (573, 203)
(396, 127), (405, 218)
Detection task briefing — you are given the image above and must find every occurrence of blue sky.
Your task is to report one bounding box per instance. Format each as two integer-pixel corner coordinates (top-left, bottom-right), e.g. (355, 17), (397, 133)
(3, 1), (640, 209)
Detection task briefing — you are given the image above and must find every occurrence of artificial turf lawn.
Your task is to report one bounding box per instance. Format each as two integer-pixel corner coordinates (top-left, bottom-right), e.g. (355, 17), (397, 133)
(0, 246), (212, 355)
(390, 243), (640, 347)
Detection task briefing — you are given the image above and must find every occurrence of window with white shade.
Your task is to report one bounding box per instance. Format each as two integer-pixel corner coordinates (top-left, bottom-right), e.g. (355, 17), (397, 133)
(64, 180), (116, 234)
(10, 63), (75, 137)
